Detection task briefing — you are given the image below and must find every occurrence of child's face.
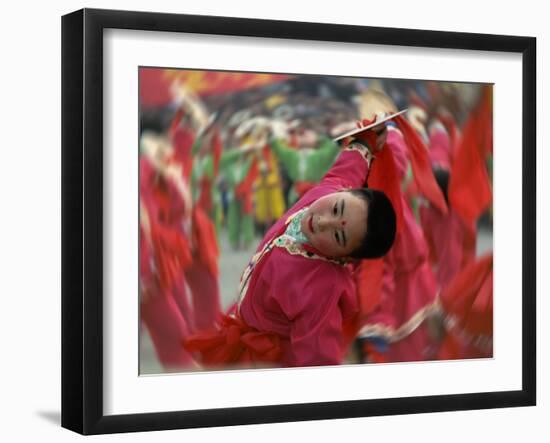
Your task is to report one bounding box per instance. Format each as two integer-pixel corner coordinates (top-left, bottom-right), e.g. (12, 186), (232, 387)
(300, 191), (368, 258)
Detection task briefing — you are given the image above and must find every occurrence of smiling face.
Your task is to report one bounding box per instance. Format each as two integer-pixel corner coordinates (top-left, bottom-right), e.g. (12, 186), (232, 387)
(300, 191), (368, 258)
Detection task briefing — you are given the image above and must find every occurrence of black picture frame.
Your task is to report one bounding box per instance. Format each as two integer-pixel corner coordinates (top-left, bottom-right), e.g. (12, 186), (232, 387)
(62, 8), (536, 435)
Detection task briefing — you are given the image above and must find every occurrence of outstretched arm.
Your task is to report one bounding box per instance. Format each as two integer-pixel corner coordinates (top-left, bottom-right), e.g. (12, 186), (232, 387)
(320, 125), (387, 189)
(270, 138), (299, 181)
(320, 142), (372, 189)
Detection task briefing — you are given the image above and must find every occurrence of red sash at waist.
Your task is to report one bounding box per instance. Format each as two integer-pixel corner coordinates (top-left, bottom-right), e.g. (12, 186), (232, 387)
(183, 314), (282, 367)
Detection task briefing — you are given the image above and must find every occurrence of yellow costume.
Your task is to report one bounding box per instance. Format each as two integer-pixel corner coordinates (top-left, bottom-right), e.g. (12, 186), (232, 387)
(254, 150), (286, 227)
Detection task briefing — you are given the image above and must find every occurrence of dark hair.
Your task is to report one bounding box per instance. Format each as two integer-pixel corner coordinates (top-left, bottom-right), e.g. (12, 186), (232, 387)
(348, 188), (396, 259)
(139, 108), (173, 136)
(433, 167), (450, 204)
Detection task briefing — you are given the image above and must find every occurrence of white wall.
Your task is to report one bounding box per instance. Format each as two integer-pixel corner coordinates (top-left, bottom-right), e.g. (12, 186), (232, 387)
(0, 0), (546, 441)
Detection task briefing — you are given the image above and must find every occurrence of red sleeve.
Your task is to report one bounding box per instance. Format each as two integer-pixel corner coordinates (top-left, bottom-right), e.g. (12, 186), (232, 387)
(320, 145), (371, 190)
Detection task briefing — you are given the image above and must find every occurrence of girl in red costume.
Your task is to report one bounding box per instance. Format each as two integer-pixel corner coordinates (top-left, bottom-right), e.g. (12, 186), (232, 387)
(185, 119), (398, 369)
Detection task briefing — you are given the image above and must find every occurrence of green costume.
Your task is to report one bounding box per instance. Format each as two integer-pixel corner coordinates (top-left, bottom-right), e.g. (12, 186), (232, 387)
(270, 136), (340, 204)
(219, 149), (257, 249)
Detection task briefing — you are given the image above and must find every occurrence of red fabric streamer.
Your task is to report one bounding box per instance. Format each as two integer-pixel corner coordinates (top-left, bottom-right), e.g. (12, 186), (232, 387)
(367, 145), (405, 234)
(150, 176), (186, 226)
(393, 115), (448, 215)
(149, 220), (192, 291)
(197, 177), (213, 214)
(234, 157), (259, 214)
(168, 108), (185, 138)
(437, 254), (493, 359)
(350, 120), (405, 234)
(435, 111), (460, 163)
(354, 258), (384, 321)
(170, 124), (195, 180)
(191, 205), (220, 278)
(449, 86), (493, 225)
(440, 254), (493, 337)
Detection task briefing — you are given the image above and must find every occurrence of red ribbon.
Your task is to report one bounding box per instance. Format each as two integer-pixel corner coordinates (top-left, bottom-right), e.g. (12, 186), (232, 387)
(448, 86), (493, 225)
(149, 220), (192, 291)
(234, 157), (259, 214)
(394, 115), (448, 215)
(184, 314), (282, 367)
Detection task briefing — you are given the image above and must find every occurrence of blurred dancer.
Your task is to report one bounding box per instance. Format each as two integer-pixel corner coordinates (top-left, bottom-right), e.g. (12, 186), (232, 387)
(419, 87), (492, 290)
(221, 119), (274, 249)
(246, 119), (287, 234)
(270, 127), (340, 205)
(183, 125), (225, 332)
(139, 129), (196, 370)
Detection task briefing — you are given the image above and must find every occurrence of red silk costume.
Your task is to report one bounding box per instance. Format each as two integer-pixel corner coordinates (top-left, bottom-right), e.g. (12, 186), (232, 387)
(185, 144), (374, 368)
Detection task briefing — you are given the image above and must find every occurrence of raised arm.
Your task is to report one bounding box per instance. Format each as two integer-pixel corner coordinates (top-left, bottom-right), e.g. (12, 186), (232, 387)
(270, 138), (299, 181)
(219, 147), (248, 171)
(319, 142), (373, 189)
(320, 123), (388, 189)
(309, 136), (340, 175)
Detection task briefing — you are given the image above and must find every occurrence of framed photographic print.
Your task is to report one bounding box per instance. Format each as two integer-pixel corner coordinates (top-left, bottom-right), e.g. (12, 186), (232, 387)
(62, 8), (536, 435)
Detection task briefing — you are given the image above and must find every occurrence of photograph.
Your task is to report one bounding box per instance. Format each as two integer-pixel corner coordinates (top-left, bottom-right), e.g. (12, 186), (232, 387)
(58, 6), (537, 435)
(138, 67), (494, 375)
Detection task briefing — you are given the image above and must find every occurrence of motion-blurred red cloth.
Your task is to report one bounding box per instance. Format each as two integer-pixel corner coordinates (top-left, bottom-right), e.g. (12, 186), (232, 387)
(149, 220), (192, 291)
(394, 115), (448, 215)
(191, 205), (219, 278)
(139, 67), (291, 107)
(438, 254), (493, 359)
(169, 110), (195, 179)
(234, 157), (259, 214)
(449, 86), (493, 225)
(352, 123), (404, 234)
